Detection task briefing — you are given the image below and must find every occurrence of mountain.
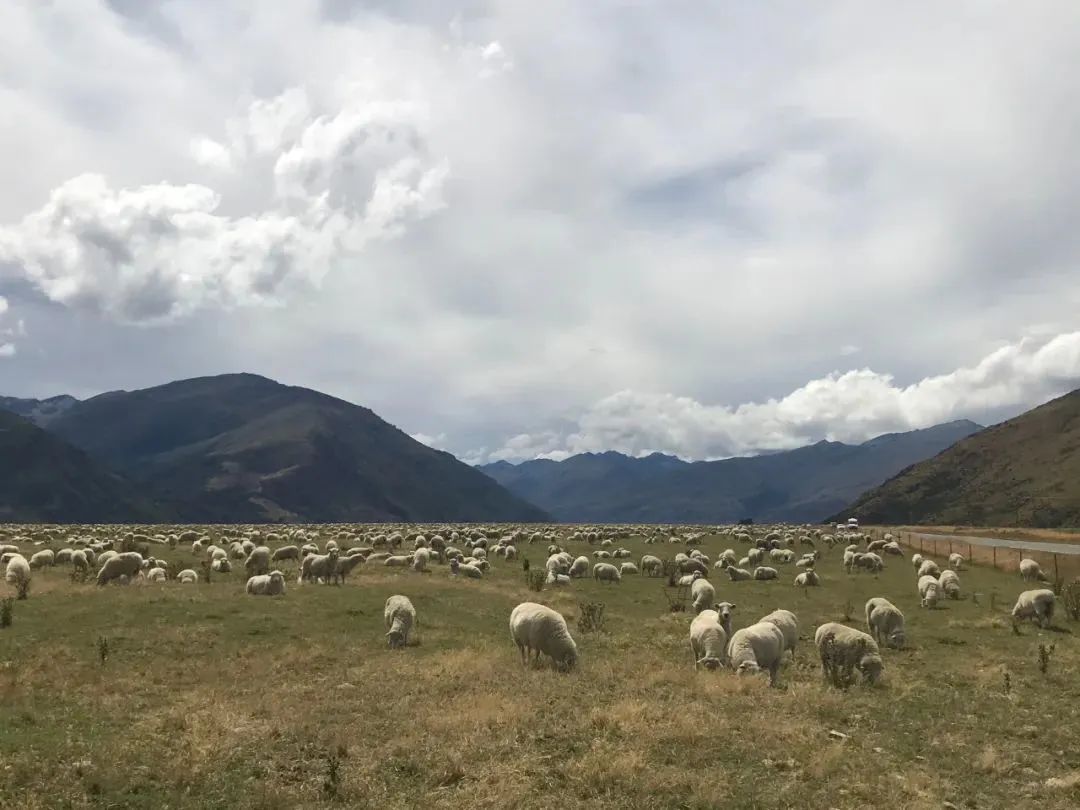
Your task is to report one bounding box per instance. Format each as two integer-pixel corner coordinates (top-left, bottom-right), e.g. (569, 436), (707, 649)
(0, 409), (167, 523)
(4, 374), (549, 524)
(834, 389), (1080, 527)
(480, 420), (983, 523)
(0, 394), (79, 426)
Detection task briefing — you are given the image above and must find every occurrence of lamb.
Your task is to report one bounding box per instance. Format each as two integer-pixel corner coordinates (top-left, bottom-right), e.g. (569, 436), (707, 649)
(96, 552), (143, 586)
(449, 558), (483, 579)
(794, 570), (820, 588)
(759, 609), (799, 656)
(593, 563), (622, 583)
(385, 595), (417, 648)
(298, 549), (340, 584)
(640, 555), (663, 577)
(690, 577), (717, 614)
(917, 560), (940, 579)
(918, 575), (941, 608)
(271, 545), (300, 564)
(1011, 589), (1056, 629)
(177, 569), (199, 584)
(1019, 558), (1050, 583)
(245, 546), (272, 577)
(726, 566), (752, 582)
(753, 566), (778, 581)
(247, 570), (287, 596)
(814, 622), (883, 685)
(509, 602), (578, 671)
(333, 554), (364, 584)
(864, 597), (906, 648)
(948, 552), (965, 570)
(4, 554), (31, 587)
(938, 569), (961, 599)
(569, 556), (590, 578)
(726, 622), (786, 685)
(29, 550), (55, 569)
(689, 610), (729, 670)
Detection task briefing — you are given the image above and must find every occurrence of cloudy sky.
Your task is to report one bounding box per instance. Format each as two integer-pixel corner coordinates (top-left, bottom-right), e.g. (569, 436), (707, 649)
(3, 1), (1080, 464)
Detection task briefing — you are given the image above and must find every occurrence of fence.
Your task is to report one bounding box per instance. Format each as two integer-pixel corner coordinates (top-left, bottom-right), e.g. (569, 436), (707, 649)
(883, 529), (1080, 584)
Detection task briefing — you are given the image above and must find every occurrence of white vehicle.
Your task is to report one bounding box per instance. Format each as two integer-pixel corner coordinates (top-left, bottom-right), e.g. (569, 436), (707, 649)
(847, 517), (859, 528)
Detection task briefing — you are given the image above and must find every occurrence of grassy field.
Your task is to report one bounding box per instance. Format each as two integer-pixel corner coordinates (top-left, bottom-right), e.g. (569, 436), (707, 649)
(2, 527), (1080, 809)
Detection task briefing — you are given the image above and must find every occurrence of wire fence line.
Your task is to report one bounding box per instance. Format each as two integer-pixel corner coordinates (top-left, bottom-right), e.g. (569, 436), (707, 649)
(877, 528), (1080, 584)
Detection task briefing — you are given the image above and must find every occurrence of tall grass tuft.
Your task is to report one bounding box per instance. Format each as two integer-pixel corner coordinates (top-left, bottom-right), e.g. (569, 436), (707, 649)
(578, 601), (606, 635)
(526, 570), (546, 592)
(1038, 643), (1056, 675)
(0, 597), (13, 628)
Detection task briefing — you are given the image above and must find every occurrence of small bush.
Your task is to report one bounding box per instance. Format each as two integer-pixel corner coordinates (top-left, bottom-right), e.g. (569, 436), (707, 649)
(97, 636), (109, 666)
(526, 570), (545, 592)
(0, 597), (13, 628)
(578, 601), (606, 634)
(1060, 582), (1080, 621)
(200, 560), (212, 584)
(1038, 643), (1056, 675)
(16, 577), (30, 601)
(323, 750), (342, 799)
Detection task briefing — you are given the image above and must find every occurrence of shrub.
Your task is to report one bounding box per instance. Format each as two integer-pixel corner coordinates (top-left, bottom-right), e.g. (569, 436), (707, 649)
(1038, 643), (1056, 675)
(1060, 582), (1080, 621)
(526, 570), (545, 592)
(578, 601), (606, 634)
(0, 597), (12, 628)
(16, 577), (30, 601)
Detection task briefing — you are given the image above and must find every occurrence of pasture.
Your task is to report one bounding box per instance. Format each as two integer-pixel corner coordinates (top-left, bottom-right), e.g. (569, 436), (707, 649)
(1, 525), (1079, 809)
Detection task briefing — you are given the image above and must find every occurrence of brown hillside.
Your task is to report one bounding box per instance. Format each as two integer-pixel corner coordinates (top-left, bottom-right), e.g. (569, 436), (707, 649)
(835, 388), (1080, 527)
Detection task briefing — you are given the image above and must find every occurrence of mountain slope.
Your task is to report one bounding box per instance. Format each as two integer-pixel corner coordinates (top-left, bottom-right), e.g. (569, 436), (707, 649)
(0, 409), (167, 523)
(834, 390), (1080, 527)
(0, 394), (80, 426)
(481, 420), (982, 523)
(30, 373), (549, 524)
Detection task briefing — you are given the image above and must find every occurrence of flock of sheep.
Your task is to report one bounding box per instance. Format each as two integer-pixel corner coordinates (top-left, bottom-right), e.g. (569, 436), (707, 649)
(0, 521), (1062, 686)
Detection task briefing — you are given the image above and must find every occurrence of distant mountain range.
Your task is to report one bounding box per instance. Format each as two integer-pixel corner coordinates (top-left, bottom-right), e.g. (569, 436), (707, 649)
(836, 388), (1080, 527)
(480, 420), (984, 523)
(0, 374), (549, 524)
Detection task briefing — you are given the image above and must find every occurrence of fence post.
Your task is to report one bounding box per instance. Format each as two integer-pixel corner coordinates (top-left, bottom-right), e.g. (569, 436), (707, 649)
(949, 540), (953, 556)
(993, 545), (997, 569)
(1054, 554), (1060, 583)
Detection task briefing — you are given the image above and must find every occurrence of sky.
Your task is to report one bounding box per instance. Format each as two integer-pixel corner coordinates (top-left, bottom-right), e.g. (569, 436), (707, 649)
(2, 1), (1080, 464)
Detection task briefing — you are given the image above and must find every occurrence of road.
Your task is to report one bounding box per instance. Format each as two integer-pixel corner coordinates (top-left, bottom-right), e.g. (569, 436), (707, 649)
(902, 530), (1080, 556)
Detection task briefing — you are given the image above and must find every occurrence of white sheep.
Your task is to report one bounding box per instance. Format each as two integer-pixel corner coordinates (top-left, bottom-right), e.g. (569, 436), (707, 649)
(385, 595), (416, 648)
(211, 558), (231, 573)
(794, 570), (820, 588)
(918, 575), (941, 608)
(1012, 589), (1056, 629)
(4, 554), (31, 587)
(299, 549), (340, 584)
(753, 566), (778, 581)
(865, 597), (906, 648)
(640, 555), (663, 577)
(412, 548), (431, 573)
(245, 546), (272, 577)
(917, 559), (940, 579)
(690, 577), (716, 614)
(384, 555), (412, 567)
(1019, 558), (1050, 583)
(814, 622), (883, 685)
(96, 552), (143, 586)
(938, 569), (961, 599)
(759, 609), (799, 657)
(449, 558), (483, 579)
(854, 552), (884, 573)
(882, 542), (903, 557)
(247, 570), (287, 595)
(146, 567), (167, 583)
(689, 609), (729, 670)
(620, 562), (639, 576)
(271, 545), (300, 564)
(71, 549), (89, 573)
(509, 602), (578, 671)
(569, 556), (590, 578)
(332, 555), (363, 584)
(911, 553), (924, 570)
(726, 622), (786, 685)
(177, 569), (198, 584)
(29, 550), (55, 569)
(726, 566), (752, 582)
(948, 552), (965, 570)
(593, 562), (622, 584)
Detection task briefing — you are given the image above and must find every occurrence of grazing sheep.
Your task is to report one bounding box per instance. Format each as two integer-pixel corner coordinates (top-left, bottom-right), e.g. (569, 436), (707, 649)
(1012, 589), (1056, 629)
(1019, 558), (1050, 583)
(211, 558), (231, 573)
(384, 555), (412, 567)
(147, 567), (167, 583)
(865, 598), (906, 648)
(29, 550), (55, 569)
(814, 622), (883, 685)
(412, 548), (431, 573)
(385, 595), (417, 648)
(854, 552), (884, 573)
(593, 562), (622, 584)
(690, 610), (729, 670)
(640, 555), (663, 577)
(271, 545), (300, 564)
(726, 566), (752, 582)
(4, 554), (31, 587)
(96, 552), (143, 586)
(759, 609), (799, 656)
(247, 570), (287, 596)
(911, 553), (924, 570)
(726, 622), (786, 685)
(620, 562), (639, 576)
(918, 575), (941, 609)
(245, 546), (272, 577)
(882, 542), (903, 557)
(71, 549), (89, 573)
(794, 570), (820, 588)
(917, 560), (940, 579)
(569, 556), (590, 578)
(753, 566), (778, 581)
(690, 577), (716, 614)
(509, 602), (578, 671)
(747, 548), (765, 565)
(939, 569), (961, 599)
(948, 552), (965, 570)
(449, 558), (483, 579)
(177, 569), (199, 584)
(298, 549), (341, 584)
(333, 555), (364, 584)
(679, 558), (708, 575)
